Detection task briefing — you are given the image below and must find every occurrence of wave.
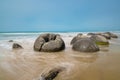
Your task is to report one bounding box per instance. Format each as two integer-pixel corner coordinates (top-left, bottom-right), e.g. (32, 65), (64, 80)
(0, 31), (120, 40)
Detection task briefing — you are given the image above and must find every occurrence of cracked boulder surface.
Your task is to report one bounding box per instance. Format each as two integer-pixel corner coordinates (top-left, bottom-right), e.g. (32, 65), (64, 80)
(34, 33), (65, 52)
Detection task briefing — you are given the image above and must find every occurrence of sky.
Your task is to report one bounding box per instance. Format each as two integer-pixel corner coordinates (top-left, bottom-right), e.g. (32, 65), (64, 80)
(0, 0), (120, 32)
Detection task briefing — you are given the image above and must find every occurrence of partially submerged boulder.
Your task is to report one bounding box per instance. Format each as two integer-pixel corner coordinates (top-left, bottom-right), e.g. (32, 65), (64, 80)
(104, 32), (118, 38)
(87, 33), (96, 36)
(100, 33), (111, 39)
(72, 38), (99, 52)
(70, 33), (88, 45)
(77, 33), (83, 36)
(12, 43), (23, 49)
(40, 67), (65, 80)
(34, 33), (65, 52)
(8, 40), (13, 42)
(90, 35), (109, 45)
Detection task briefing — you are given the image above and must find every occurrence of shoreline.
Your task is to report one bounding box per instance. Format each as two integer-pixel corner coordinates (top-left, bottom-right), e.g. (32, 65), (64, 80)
(0, 32), (120, 80)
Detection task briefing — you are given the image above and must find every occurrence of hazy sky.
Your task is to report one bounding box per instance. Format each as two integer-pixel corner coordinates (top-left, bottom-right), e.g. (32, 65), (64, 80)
(0, 0), (120, 32)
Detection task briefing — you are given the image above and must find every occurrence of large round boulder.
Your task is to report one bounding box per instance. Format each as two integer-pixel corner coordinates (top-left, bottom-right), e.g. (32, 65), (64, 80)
(72, 38), (99, 52)
(34, 33), (65, 52)
(90, 35), (109, 45)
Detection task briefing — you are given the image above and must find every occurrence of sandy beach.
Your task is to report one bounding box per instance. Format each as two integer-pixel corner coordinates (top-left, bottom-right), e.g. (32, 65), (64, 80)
(0, 32), (120, 80)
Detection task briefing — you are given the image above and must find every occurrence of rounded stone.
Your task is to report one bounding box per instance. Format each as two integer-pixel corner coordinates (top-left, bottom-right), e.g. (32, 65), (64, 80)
(90, 35), (109, 45)
(34, 33), (65, 52)
(13, 43), (23, 49)
(72, 38), (99, 52)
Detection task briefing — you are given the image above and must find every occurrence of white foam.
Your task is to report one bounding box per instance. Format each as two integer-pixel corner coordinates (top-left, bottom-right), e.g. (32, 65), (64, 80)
(0, 32), (120, 49)
(0, 43), (12, 50)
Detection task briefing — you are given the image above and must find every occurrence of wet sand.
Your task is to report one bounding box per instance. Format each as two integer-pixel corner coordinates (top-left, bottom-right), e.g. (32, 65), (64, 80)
(0, 35), (120, 80)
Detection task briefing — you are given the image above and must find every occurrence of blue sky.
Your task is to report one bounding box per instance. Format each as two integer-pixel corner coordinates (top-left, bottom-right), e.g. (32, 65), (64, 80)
(0, 0), (120, 32)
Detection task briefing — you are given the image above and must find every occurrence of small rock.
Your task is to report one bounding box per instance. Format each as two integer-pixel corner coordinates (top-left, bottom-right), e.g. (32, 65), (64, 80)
(12, 43), (23, 49)
(77, 33), (83, 36)
(8, 40), (13, 42)
(40, 67), (65, 80)
(87, 33), (96, 36)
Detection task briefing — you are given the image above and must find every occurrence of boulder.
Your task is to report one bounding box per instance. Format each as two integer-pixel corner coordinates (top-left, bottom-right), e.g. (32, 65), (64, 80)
(8, 40), (13, 42)
(100, 33), (111, 39)
(70, 33), (83, 45)
(72, 38), (99, 52)
(40, 67), (65, 80)
(12, 43), (23, 49)
(104, 32), (118, 38)
(77, 33), (83, 36)
(95, 33), (102, 35)
(70, 36), (81, 45)
(34, 33), (65, 52)
(34, 34), (49, 51)
(87, 33), (96, 36)
(90, 35), (109, 45)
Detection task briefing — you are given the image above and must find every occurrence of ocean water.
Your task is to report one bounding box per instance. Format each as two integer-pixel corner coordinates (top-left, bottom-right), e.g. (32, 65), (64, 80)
(0, 31), (120, 40)
(0, 31), (120, 80)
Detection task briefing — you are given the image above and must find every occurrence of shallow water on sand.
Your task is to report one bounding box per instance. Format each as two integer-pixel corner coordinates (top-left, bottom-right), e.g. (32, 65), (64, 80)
(0, 33), (120, 80)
